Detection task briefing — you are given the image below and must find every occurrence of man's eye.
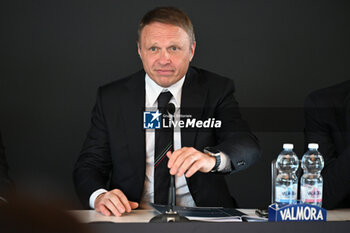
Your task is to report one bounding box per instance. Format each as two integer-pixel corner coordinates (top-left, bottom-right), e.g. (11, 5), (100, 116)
(150, 47), (157, 51)
(171, 47), (177, 51)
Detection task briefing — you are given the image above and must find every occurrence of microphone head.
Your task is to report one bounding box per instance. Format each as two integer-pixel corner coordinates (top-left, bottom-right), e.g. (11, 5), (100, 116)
(167, 103), (175, 115)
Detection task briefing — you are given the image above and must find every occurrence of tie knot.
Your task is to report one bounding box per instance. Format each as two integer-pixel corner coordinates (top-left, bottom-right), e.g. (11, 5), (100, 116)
(158, 91), (173, 111)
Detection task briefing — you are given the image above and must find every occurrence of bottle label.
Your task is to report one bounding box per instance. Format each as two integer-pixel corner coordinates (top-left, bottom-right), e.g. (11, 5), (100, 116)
(301, 184), (323, 204)
(275, 184), (298, 204)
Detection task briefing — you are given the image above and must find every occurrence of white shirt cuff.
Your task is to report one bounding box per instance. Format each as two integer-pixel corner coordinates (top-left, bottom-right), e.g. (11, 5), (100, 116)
(89, 188), (108, 209)
(218, 152), (232, 173)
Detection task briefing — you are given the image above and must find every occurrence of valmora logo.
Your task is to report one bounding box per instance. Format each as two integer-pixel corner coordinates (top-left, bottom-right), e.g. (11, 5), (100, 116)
(279, 205), (325, 221)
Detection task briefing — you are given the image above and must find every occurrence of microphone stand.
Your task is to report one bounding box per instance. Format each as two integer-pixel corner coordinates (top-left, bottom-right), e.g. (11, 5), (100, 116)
(149, 175), (189, 222)
(149, 104), (190, 223)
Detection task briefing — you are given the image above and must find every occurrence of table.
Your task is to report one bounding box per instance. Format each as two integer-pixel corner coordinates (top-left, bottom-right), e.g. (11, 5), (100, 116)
(71, 209), (260, 223)
(70, 208), (350, 223)
(69, 209), (350, 233)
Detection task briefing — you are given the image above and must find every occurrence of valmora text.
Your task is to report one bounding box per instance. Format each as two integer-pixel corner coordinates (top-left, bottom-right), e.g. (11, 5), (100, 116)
(280, 206), (324, 221)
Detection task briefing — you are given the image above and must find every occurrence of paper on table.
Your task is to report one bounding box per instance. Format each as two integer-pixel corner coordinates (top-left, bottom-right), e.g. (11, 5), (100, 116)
(149, 203), (245, 222)
(241, 215), (268, 222)
(188, 216), (242, 222)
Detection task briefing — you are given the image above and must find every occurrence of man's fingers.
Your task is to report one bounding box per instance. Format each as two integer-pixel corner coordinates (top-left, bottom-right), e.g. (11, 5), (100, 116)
(169, 147), (216, 176)
(185, 160), (202, 178)
(94, 189), (137, 216)
(167, 147), (186, 168)
(97, 204), (111, 216)
(129, 201), (139, 209)
(170, 149), (197, 175)
(176, 154), (198, 176)
(113, 190), (132, 212)
(104, 199), (122, 217)
(95, 193), (111, 216)
(103, 192), (125, 214)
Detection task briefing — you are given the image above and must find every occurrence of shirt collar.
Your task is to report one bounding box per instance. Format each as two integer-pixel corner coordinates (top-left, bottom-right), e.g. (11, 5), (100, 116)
(145, 73), (185, 107)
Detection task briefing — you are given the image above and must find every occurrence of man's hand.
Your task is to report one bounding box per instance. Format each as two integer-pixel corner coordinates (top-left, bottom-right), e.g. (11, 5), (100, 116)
(94, 189), (139, 217)
(167, 147), (216, 178)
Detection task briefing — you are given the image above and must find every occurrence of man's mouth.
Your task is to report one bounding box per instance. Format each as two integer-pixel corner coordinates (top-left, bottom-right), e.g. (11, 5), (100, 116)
(155, 69), (174, 75)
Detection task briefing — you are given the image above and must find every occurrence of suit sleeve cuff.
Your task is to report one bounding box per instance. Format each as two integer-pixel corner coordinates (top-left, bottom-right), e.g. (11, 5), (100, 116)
(218, 152), (232, 173)
(89, 188), (108, 209)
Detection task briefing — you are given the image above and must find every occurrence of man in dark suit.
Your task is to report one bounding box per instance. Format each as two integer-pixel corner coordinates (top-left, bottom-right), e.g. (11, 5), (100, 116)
(74, 7), (260, 216)
(0, 131), (13, 206)
(304, 80), (350, 209)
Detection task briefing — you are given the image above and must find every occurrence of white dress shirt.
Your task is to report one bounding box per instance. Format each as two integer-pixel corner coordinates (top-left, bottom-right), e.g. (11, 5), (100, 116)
(141, 74), (196, 208)
(89, 73), (231, 209)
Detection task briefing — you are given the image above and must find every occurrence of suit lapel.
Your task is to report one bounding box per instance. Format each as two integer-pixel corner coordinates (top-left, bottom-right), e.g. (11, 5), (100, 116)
(180, 67), (209, 201)
(121, 70), (146, 199)
(181, 67), (208, 148)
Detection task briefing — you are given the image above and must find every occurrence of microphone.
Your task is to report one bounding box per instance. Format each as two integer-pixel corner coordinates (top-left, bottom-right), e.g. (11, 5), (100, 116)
(150, 103), (189, 223)
(167, 103), (176, 211)
(167, 103), (175, 115)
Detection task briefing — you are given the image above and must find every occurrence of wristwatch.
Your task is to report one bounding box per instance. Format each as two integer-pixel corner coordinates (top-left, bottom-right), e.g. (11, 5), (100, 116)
(204, 147), (221, 172)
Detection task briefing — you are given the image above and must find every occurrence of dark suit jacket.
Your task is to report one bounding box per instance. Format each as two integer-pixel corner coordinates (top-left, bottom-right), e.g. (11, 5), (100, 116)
(74, 67), (261, 209)
(0, 131), (13, 200)
(304, 80), (350, 209)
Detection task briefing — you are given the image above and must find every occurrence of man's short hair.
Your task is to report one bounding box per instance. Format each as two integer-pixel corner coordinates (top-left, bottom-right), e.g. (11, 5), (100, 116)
(137, 6), (195, 45)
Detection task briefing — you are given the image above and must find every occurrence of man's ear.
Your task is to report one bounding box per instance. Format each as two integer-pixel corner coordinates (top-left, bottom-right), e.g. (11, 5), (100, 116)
(189, 41), (196, 62)
(137, 42), (142, 58)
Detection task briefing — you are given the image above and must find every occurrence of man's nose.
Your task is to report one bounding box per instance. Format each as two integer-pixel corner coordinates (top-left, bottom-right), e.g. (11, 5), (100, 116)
(158, 50), (170, 65)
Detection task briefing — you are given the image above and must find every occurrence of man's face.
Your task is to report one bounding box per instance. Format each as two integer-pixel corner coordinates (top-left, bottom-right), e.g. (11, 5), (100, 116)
(138, 22), (196, 88)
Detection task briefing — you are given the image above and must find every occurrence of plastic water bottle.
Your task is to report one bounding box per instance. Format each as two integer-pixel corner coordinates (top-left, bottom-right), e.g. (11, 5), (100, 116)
(300, 143), (324, 207)
(275, 143), (299, 206)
